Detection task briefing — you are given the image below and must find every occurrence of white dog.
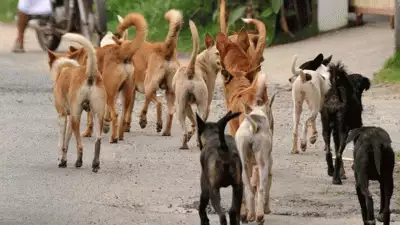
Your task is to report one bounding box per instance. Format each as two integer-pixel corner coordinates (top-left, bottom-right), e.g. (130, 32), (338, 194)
(235, 72), (276, 224)
(290, 55), (331, 154)
(100, 15), (128, 47)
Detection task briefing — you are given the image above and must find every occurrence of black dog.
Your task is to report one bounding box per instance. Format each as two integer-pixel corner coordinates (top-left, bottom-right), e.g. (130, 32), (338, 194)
(321, 62), (364, 185)
(197, 110), (243, 225)
(346, 126), (394, 225)
(288, 53), (332, 83)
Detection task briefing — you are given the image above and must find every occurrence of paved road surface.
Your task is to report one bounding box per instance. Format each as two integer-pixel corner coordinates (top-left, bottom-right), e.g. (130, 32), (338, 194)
(0, 15), (400, 225)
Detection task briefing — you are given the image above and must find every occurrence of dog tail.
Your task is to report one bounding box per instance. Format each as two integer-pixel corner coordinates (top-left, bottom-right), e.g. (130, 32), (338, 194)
(186, 20), (199, 79)
(117, 14), (129, 40)
(50, 57), (80, 81)
(217, 111), (242, 152)
(291, 55), (302, 75)
(116, 13), (148, 55)
(255, 72), (269, 105)
(62, 33), (97, 86)
(219, 0), (227, 34)
(164, 9), (183, 59)
(242, 18), (266, 67)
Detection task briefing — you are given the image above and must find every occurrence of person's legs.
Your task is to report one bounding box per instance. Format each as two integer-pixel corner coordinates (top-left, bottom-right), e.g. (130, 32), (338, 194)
(12, 10), (30, 53)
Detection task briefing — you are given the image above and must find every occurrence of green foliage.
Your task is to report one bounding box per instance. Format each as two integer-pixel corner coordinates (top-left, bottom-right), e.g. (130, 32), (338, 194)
(227, 6), (247, 32)
(374, 51), (400, 84)
(0, 0), (18, 22)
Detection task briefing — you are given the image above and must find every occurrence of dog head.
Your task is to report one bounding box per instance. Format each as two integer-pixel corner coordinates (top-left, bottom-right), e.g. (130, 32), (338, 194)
(196, 110), (241, 151)
(242, 91), (276, 133)
(288, 53), (332, 83)
(203, 33), (222, 73)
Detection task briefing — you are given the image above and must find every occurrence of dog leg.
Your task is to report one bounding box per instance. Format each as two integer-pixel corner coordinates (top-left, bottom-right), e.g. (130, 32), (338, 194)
(199, 185), (210, 225)
(333, 129), (347, 180)
(256, 163), (268, 224)
(119, 83), (134, 141)
(360, 178), (375, 223)
(210, 188), (227, 225)
(300, 109), (318, 152)
(124, 89), (135, 133)
(82, 111), (93, 137)
(153, 94), (163, 133)
(309, 118), (318, 144)
(291, 98), (303, 154)
(322, 112), (334, 176)
(57, 115), (68, 168)
(333, 127), (348, 185)
(185, 106), (196, 142)
(71, 111), (83, 168)
(106, 97), (119, 144)
(356, 185), (368, 223)
(378, 177), (393, 225)
(264, 154), (273, 214)
(177, 96), (189, 149)
(162, 89), (175, 136)
(92, 113), (103, 173)
(230, 183), (243, 225)
(244, 163), (256, 222)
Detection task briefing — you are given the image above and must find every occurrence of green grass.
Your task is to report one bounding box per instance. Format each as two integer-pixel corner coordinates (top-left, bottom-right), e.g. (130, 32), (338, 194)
(374, 51), (400, 84)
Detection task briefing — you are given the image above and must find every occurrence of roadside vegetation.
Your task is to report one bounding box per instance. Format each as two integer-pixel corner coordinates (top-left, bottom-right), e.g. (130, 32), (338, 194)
(374, 51), (400, 84)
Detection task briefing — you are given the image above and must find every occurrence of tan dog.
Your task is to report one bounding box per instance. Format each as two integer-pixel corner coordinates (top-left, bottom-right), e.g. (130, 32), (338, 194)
(172, 20), (221, 149)
(47, 33), (107, 173)
(115, 9), (183, 136)
(66, 13), (147, 143)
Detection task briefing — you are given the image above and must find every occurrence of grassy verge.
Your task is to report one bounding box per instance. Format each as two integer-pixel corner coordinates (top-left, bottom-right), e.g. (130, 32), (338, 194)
(373, 51), (400, 84)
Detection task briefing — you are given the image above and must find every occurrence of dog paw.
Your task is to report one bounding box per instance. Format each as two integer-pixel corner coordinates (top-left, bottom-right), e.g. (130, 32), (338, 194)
(264, 207), (271, 214)
(256, 214), (265, 225)
(247, 212), (256, 222)
(309, 135), (317, 144)
(123, 122), (131, 132)
(81, 130), (92, 137)
(58, 160), (67, 168)
(291, 150), (299, 154)
(92, 165), (100, 173)
(156, 122), (163, 133)
(179, 144), (189, 150)
(109, 138), (118, 144)
(161, 131), (171, 136)
(300, 143), (307, 152)
(75, 159), (83, 168)
(139, 118), (147, 129)
(327, 168), (334, 176)
(332, 178), (342, 185)
(102, 125), (110, 134)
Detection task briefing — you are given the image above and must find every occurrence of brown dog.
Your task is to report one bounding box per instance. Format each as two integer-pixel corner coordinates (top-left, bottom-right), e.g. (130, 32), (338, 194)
(66, 13), (147, 143)
(172, 20), (222, 149)
(115, 9), (183, 136)
(219, 0), (263, 60)
(47, 33), (107, 173)
(216, 18), (266, 83)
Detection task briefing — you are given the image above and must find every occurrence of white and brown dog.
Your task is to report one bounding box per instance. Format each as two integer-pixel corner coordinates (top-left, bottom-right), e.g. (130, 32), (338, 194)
(47, 33), (107, 172)
(172, 20), (221, 149)
(290, 55), (331, 154)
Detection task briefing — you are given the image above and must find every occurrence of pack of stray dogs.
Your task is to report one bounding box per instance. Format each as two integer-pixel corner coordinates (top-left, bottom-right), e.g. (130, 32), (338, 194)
(45, 1), (395, 225)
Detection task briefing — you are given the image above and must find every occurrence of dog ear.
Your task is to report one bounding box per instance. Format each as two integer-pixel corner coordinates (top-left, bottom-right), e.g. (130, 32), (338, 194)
(312, 53), (324, 68)
(205, 33), (215, 49)
(237, 28), (250, 53)
(112, 36), (122, 45)
(69, 46), (78, 53)
(196, 112), (205, 133)
(47, 49), (57, 61)
(362, 77), (371, 91)
(322, 55), (332, 66)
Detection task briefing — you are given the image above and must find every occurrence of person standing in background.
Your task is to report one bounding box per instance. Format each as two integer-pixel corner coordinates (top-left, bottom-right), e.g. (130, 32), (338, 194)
(12, 0), (52, 53)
